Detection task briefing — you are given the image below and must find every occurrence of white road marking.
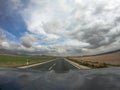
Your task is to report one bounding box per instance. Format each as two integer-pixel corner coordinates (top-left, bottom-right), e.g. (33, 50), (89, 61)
(19, 59), (56, 69)
(64, 58), (90, 69)
(48, 63), (56, 70)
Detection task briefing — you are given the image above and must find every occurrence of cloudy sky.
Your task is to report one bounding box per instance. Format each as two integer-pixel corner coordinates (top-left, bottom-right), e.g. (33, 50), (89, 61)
(0, 0), (120, 56)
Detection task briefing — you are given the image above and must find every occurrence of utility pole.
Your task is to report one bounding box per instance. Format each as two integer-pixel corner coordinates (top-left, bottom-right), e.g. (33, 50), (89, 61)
(27, 59), (29, 65)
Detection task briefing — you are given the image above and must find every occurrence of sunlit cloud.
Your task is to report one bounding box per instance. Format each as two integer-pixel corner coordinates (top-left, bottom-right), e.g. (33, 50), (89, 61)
(0, 0), (120, 56)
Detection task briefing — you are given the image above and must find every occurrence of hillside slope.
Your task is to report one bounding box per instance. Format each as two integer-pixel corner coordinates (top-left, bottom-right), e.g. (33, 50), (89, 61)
(71, 52), (120, 65)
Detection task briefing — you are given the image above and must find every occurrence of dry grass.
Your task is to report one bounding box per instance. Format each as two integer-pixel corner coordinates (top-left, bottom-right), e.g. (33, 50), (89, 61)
(69, 52), (120, 68)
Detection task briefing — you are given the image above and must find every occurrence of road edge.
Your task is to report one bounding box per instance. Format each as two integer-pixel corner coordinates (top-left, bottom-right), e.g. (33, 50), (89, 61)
(64, 58), (90, 69)
(18, 59), (56, 69)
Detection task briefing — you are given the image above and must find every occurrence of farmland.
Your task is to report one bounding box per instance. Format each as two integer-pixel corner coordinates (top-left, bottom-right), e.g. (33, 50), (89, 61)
(0, 54), (55, 67)
(69, 52), (120, 68)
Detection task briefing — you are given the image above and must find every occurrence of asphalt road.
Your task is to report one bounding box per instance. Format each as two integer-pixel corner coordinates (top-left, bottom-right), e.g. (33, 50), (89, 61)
(28, 58), (78, 73)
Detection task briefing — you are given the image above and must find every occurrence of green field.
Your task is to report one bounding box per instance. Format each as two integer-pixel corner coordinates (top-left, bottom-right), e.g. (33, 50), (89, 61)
(0, 54), (55, 67)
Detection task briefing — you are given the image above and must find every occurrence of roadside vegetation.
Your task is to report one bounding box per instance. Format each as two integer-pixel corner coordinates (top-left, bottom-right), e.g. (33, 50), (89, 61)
(68, 58), (108, 69)
(0, 54), (55, 67)
(68, 52), (120, 69)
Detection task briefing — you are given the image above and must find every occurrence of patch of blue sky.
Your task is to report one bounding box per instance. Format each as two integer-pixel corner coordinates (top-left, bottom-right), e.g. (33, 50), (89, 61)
(0, 29), (16, 41)
(0, 15), (27, 39)
(0, 1), (28, 40)
(36, 36), (65, 46)
(34, 33), (47, 40)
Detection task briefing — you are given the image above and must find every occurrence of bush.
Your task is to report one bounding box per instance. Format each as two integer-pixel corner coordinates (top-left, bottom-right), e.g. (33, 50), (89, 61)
(68, 58), (108, 68)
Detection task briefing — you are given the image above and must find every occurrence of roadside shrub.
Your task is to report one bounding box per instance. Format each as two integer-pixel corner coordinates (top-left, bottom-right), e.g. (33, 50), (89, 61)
(68, 58), (108, 68)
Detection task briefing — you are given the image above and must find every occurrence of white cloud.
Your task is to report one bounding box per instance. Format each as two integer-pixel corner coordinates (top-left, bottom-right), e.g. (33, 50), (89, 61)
(43, 34), (60, 42)
(19, 0), (120, 56)
(20, 33), (36, 48)
(1, 0), (120, 56)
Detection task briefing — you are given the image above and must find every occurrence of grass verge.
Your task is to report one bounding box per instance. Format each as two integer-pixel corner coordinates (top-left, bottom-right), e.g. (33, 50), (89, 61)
(0, 54), (55, 67)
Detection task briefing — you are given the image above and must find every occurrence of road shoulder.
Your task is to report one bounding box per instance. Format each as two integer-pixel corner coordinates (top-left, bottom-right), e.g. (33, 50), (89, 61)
(65, 58), (90, 69)
(19, 59), (56, 69)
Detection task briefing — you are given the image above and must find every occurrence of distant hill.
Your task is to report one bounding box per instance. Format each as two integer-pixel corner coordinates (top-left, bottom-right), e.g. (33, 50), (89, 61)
(71, 51), (120, 66)
(0, 48), (120, 57)
(93, 49), (120, 56)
